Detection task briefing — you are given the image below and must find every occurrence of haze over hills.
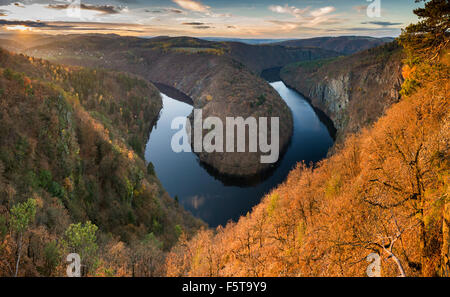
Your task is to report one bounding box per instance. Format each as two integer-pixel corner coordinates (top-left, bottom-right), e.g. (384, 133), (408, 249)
(275, 36), (396, 55)
(200, 37), (290, 45)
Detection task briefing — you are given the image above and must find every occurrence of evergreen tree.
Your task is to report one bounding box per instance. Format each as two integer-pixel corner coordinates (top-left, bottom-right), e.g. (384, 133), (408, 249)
(399, 0), (450, 60)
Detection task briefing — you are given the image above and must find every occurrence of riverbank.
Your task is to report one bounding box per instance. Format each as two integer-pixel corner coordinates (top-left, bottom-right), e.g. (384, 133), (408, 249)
(145, 81), (334, 227)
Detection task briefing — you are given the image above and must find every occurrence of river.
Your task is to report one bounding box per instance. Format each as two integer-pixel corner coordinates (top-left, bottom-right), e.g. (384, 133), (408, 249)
(144, 81), (334, 227)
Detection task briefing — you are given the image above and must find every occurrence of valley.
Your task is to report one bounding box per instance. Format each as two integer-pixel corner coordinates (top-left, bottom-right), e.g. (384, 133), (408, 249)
(0, 0), (447, 277)
(145, 81), (333, 227)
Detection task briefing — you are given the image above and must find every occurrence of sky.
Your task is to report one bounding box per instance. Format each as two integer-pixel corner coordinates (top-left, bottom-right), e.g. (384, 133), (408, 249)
(0, 0), (422, 38)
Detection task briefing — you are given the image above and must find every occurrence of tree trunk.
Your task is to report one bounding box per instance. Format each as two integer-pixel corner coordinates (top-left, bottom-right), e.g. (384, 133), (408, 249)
(14, 232), (22, 277)
(441, 203), (450, 276)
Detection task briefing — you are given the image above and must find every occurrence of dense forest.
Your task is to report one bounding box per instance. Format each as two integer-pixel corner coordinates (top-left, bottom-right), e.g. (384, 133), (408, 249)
(164, 0), (449, 277)
(0, 47), (203, 276)
(0, 0), (448, 277)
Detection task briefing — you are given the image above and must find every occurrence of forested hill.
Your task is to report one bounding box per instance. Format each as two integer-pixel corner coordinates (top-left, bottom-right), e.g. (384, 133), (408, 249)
(281, 42), (404, 143)
(21, 35), (297, 177)
(165, 44), (449, 278)
(164, 2), (450, 277)
(0, 48), (203, 276)
(275, 36), (395, 55)
(19, 34), (340, 75)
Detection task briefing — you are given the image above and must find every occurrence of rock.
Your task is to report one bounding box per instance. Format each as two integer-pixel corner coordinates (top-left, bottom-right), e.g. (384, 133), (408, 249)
(281, 42), (403, 144)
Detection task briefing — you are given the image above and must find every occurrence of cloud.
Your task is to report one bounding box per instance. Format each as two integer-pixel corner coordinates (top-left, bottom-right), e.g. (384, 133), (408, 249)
(353, 5), (368, 13)
(268, 4), (336, 25)
(268, 4), (309, 17)
(0, 19), (63, 28)
(310, 6), (335, 17)
(346, 27), (401, 33)
(182, 22), (206, 25)
(114, 0), (137, 3)
(0, 19), (147, 33)
(146, 7), (184, 14)
(269, 5), (335, 18)
(267, 20), (300, 31)
(362, 21), (402, 27)
(268, 4), (339, 28)
(182, 22), (212, 29)
(172, 0), (209, 12)
(170, 8), (183, 14)
(47, 4), (124, 15)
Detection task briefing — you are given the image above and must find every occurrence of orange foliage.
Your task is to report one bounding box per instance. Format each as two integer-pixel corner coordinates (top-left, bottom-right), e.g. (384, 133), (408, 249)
(166, 76), (449, 277)
(402, 64), (417, 80)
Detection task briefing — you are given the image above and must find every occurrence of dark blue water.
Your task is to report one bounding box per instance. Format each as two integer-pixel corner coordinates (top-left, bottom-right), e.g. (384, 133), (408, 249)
(145, 81), (334, 227)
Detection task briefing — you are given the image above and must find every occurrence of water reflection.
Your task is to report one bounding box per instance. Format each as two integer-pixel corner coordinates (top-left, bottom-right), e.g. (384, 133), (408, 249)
(145, 81), (334, 227)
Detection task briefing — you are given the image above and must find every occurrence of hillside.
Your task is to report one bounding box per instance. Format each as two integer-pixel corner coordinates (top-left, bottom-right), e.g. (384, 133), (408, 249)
(165, 46), (449, 277)
(225, 41), (339, 74)
(281, 42), (404, 143)
(0, 48), (203, 276)
(164, 2), (450, 277)
(15, 34), (341, 74)
(276, 36), (395, 55)
(0, 39), (23, 53)
(21, 35), (300, 177)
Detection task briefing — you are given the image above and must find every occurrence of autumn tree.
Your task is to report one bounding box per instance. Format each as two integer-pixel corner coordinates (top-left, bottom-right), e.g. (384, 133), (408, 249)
(10, 198), (37, 277)
(129, 233), (165, 277)
(62, 221), (98, 276)
(399, 0), (450, 94)
(400, 0), (449, 60)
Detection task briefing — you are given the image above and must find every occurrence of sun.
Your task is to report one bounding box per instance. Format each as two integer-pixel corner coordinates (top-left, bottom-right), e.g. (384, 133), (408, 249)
(6, 25), (32, 31)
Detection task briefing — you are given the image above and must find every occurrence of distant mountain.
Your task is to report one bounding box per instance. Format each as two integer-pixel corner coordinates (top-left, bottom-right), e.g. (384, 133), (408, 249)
(225, 41), (339, 74)
(0, 39), (22, 52)
(200, 37), (289, 45)
(21, 34), (295, 177)
(275, 36), (395, 55)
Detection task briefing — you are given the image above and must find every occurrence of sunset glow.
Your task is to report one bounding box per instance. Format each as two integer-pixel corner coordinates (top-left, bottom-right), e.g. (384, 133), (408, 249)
(0, 0), (421, 38)
(6, 25), (31, 31)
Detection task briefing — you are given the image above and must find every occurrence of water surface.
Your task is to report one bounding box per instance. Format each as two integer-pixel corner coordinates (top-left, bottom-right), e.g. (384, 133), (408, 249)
(145, 81), (333, 227)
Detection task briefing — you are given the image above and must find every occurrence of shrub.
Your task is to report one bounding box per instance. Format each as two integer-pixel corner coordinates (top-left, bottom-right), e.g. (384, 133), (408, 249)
(147, 162), (155, 176)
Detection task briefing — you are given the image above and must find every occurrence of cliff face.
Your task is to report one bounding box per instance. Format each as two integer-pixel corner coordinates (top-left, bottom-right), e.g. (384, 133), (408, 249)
(23, 35), (293, 177)
(281, 42), (404, 143)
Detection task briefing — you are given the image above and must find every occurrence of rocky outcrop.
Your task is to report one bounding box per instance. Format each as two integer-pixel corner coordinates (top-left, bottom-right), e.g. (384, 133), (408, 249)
(281, 42), (404, 143)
